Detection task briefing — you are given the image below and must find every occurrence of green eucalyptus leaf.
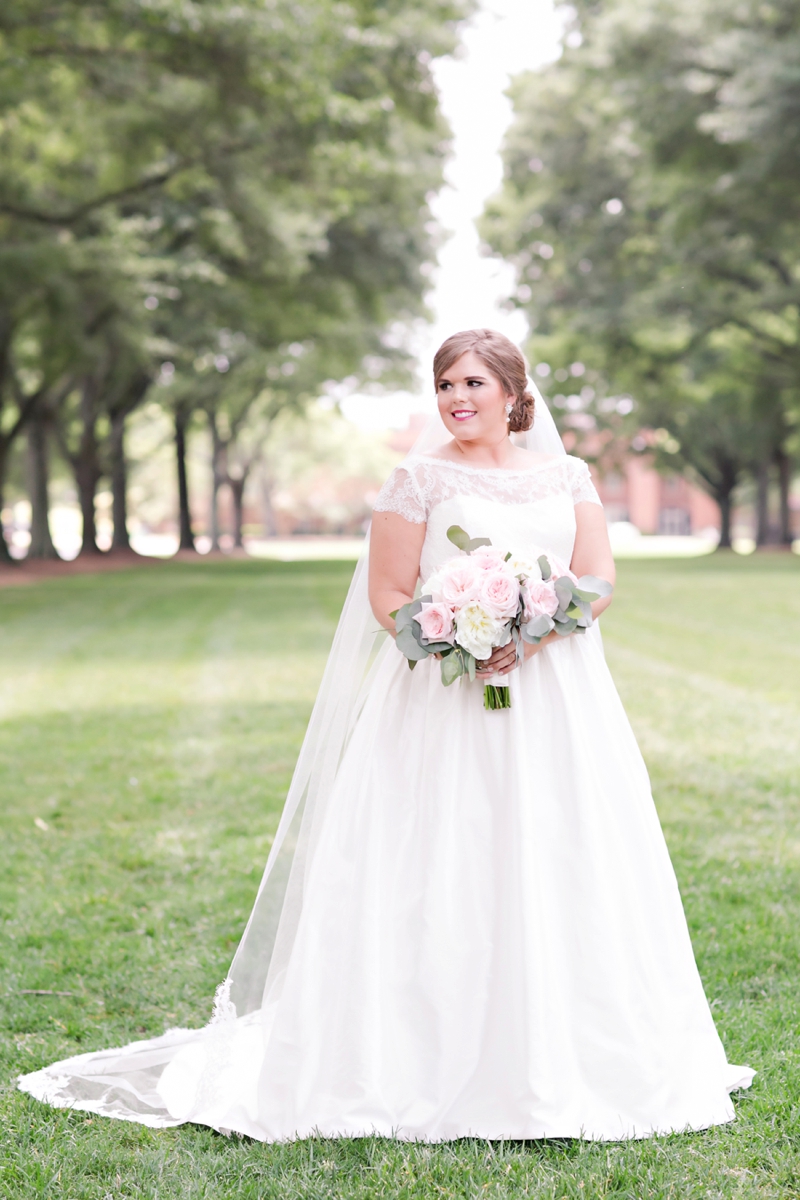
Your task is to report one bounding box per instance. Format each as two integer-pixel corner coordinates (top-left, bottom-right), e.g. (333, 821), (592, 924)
(570, 596), (593, 622)
(441, 653), (464, 686)
(447, 526), (471, 552)
(554, 576), (574, 608)
(523, 614), (553, 639)
(393, 606), (412, 631)
(395, 624), (430, 660)
(468, 537), (492, 552)
(467, 652), (476, 682)
(554, 617), (578, 635)
(576, 575), (613, 598)
(537, 554), (551, 581)
(394, 597), (424, 633)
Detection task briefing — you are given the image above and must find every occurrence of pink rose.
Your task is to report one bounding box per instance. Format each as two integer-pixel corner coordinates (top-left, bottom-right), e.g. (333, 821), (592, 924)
(524, 580), (559, 620)
(441, 559), (483, 606)
(469, 545), (507, 572)
(479, 568), (520, 619)
(547, 555), (578, 583)
(414, 601), (455, 644)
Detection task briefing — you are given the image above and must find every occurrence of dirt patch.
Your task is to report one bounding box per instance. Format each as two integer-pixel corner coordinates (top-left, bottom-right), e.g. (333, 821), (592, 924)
(0, 550), (167, 588)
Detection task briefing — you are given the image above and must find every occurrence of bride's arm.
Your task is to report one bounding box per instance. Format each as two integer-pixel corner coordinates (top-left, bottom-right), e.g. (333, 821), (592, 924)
(512, 503), (615, 666)
(570, 500), (616, 619)
(485, 491), (616, 677)
(484, 499), (618, 676)
(369, 512), (427, 635)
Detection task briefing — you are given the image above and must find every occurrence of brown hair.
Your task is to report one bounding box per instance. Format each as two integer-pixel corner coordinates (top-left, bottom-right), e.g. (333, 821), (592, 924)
(433, 328), (535, 433)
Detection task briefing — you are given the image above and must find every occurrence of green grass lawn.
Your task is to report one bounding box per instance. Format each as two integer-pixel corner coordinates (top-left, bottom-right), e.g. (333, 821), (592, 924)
(1, 553), (799, 1199)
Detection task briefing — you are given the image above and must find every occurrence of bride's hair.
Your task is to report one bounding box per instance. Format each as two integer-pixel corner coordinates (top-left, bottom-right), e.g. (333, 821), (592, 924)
(433, 328), (535, 433)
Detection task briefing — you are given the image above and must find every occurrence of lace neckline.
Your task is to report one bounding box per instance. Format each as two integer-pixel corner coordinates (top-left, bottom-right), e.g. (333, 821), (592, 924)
(411, 453), (565, 477)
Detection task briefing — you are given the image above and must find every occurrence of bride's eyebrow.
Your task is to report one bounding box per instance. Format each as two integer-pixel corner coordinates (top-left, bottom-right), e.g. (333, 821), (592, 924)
(437, 373), (489, 386)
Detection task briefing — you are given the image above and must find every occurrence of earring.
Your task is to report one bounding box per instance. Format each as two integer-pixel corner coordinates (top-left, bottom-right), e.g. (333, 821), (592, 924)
(505, 402), (513, 421)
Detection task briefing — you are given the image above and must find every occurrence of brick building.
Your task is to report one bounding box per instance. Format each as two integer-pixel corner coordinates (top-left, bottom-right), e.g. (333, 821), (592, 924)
(591, 455), (720, 535)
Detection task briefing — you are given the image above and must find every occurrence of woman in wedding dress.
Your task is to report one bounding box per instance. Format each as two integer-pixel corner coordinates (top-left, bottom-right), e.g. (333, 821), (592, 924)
(19, 328), (752, 1141)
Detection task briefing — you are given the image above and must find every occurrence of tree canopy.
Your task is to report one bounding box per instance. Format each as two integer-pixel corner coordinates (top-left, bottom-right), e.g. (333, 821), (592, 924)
(482, 0), (800, 547)
(0, 0), (468, 559)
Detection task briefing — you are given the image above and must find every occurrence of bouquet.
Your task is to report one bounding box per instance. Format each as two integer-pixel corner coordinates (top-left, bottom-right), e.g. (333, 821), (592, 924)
(392, 526), (612, 710)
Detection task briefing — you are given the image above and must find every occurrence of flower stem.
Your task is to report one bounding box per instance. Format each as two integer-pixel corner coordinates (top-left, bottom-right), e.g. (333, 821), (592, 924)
(483, 684), (512, 710)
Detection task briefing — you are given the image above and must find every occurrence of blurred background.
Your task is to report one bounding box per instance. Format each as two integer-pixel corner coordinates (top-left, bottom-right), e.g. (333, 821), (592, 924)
(1, 0), (798, 569)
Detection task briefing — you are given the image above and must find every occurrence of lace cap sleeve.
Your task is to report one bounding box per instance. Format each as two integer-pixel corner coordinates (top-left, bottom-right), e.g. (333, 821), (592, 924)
(568, 457), (603, 507)
(373, 464), (427, 524)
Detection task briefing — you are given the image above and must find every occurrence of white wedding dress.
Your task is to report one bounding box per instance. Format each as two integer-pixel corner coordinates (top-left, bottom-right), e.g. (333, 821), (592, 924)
(19, 451), (753, 1141)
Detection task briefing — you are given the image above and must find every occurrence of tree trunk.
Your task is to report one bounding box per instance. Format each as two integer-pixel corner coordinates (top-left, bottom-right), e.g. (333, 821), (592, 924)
(259, 465), (278, 537)
(776, 449), (794, 546)
(0, 313), (16, 564)
(76, 462), (100, 554)
(75, 380), (102, 556)
(701, 458), (738, 551)
(208, 413), (226, 552)
(109, 409), (131, 552)
(175, 409), (196, 552)
(717, 490), (733, 550)
(755, 460), (770, 547)
(230, 475), (246, 548)
(210, 472), (222, 551)
(26, 407), (60, 559)
(0, 440), (15, 564)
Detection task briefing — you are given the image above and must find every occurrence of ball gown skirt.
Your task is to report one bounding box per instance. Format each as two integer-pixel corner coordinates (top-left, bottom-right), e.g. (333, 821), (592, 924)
(18, 455), (753, 1140)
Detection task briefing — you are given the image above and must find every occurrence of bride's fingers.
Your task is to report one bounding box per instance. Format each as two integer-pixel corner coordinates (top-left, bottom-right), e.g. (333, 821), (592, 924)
(482, 648), (512, 667)
(477, 649), (517, 674)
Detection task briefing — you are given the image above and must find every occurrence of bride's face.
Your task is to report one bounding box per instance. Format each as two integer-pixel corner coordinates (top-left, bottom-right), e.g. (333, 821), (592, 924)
(436, 351), (513, 442)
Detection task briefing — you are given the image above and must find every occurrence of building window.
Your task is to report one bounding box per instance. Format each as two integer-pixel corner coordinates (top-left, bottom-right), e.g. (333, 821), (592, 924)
(603, 503), (629, 524)
(658, 507), (691, 536)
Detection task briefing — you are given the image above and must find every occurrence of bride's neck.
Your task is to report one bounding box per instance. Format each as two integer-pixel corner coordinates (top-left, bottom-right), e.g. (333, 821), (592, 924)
(450, 432), (516, 467)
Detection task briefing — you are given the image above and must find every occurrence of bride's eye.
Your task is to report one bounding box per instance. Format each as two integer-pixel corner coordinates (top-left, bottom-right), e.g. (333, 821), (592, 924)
(438, 381), (452, 391)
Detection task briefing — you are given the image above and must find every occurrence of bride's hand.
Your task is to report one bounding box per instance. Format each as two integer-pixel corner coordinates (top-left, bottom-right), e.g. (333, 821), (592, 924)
(476, 635), (553, 677)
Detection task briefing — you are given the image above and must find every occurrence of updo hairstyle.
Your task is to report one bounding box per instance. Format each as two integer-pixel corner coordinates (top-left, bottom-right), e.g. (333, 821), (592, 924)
(433, 328), (535, 433)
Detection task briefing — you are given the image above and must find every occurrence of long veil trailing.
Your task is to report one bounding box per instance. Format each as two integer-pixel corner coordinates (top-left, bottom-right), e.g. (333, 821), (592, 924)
(221, 379), (566, 1023)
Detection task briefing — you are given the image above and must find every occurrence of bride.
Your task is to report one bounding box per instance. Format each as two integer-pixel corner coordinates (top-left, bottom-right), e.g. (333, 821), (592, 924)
(20, 328), (752, 1141)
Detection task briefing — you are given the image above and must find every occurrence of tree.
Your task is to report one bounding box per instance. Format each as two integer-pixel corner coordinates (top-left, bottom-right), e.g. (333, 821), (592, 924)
(0, 0), (470, 559)
(482, 0), (800, 547)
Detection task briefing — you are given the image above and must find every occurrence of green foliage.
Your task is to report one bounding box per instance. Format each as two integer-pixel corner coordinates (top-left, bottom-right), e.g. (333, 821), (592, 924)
(1, 555), (800, 1195)
(0, 0), (470, 552)
(481, 0), (800, 545)
(446, 524), (491, 553)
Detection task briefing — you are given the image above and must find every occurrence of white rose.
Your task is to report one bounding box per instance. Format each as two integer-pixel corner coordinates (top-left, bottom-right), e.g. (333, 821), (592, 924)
(421, 570), (445, 600)
(454, 602), (509, 661)
(505, 552), (543, 582)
